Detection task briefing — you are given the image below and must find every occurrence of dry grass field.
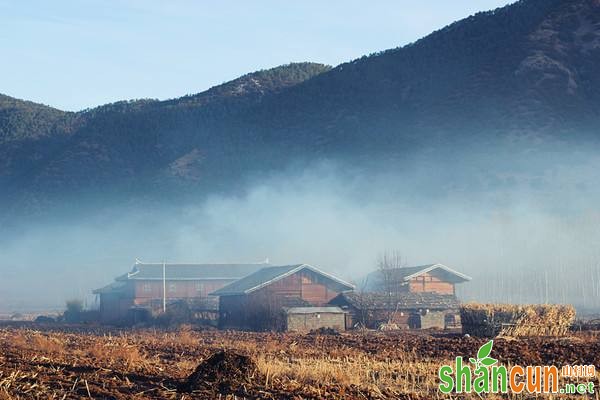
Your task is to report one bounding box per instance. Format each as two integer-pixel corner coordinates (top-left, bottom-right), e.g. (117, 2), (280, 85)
(0, 324), (599, 399)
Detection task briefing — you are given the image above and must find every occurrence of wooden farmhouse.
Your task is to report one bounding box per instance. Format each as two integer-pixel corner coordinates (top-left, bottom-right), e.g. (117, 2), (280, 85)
(365, 263), (471, 295)
(93, 260), (267, 323)
(210, 264), (354, 331)
(328, 291), (460, 330)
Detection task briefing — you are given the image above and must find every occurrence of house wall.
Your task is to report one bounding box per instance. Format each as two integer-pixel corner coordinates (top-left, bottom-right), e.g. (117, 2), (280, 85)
(328, 298), (413, 330)
(254, 270), (340, 305)
(99, 293), (132, 322)
(286, 312), (346, 332)
(218, 270), (345, 331)
(444, 311), (462, 328)
(329, 296), (454, 330)
(344, 308), (412, 329)
(133, 279), (234, 302)
(407, 273), (454, 294)
(100, 279), (232, 323)
(99, 282), (136, 323)
(420, 310), (446, 329)
(219, 294), (251, 329)
(343, 308), (449, 329)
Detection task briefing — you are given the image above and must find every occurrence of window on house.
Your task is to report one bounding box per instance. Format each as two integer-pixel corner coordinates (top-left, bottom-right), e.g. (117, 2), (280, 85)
(169, 283), (177, 292)
(196, 282), (204, 293)
(143, 283), (151, 292)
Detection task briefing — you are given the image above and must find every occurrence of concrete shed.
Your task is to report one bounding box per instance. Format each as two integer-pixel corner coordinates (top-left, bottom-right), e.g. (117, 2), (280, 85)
(419, 310), (447, 329)
(285, 307), (346, 332)
(328, 291), (460, 330)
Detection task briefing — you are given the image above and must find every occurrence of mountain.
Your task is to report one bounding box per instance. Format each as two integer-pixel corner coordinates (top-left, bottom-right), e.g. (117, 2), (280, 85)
(1, 0), (600, 219)
(0, 94), (75, 142)
(250, 0), (599, 149)
(0, 63), (331, 215)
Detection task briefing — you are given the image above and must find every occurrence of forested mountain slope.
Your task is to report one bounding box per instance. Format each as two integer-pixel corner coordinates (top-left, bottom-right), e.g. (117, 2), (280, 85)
(1, 0), (599, 219)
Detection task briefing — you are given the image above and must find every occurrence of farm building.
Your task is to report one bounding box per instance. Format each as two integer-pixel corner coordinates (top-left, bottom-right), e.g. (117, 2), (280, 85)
(210, 264), (354, 331)
(285, 307), (346, 332)
(93, 260), (267, 323)
(365, 263), (471, 295)
(328, 291), (460, 330)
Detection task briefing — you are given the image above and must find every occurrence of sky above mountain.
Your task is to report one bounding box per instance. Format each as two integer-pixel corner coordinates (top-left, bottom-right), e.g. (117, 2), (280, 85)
(0, 0), (513, 111)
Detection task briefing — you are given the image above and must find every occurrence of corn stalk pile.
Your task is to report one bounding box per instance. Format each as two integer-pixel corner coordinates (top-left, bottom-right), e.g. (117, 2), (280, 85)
(460, 303), (576, 338)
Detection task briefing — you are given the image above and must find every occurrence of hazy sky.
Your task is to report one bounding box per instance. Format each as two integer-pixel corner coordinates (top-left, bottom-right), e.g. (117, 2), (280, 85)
(1, 0), (513, 111)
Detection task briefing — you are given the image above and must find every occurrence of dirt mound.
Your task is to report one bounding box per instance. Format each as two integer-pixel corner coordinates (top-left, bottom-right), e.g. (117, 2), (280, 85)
(180, 350), (264, 395)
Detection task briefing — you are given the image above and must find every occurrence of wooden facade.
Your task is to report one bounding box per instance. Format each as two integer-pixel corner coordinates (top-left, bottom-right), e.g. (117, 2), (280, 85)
(131, 279), (232, 305)
(94, 261), (266, 323)
(248, 268), (341, 306)
(365, 263), (470, 296)
(406, 272), (455, 295)
(212, 264), (354, 331)
(96, 283), (134, 323)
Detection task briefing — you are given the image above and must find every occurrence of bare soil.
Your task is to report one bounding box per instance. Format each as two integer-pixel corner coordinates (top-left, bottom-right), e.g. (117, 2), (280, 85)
(0, 324), (598, 399)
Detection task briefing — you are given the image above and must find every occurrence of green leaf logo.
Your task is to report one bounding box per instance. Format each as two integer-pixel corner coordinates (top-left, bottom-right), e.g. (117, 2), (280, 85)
(480, 357), (498, 366)
(471, 340), (497, 368)
(477, 340), (493, 359)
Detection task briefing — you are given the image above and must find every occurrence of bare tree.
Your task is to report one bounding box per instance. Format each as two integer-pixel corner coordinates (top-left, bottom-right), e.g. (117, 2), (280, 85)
(353, 274), (371, 329)
(377, 250), (407, 323)
(377, 250), (407, 295)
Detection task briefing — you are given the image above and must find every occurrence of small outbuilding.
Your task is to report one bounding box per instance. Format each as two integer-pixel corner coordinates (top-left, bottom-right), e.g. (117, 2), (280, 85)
(328, 291), (460, 330)
(285, 307), (346, 332)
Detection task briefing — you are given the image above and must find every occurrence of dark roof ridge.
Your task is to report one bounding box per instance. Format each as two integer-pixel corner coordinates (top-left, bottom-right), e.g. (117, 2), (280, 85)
(210, 264), (355, 296)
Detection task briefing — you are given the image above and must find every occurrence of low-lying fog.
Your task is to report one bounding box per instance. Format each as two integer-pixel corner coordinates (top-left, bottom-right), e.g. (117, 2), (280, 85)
(2, 139), (600, 313)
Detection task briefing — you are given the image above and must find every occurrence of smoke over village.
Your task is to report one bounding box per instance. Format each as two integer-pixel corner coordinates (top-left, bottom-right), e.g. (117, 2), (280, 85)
(2, 0), (600, 398)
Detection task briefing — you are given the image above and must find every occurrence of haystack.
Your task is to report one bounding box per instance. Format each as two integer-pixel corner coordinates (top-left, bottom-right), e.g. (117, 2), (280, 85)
(460, 303), (575, 338)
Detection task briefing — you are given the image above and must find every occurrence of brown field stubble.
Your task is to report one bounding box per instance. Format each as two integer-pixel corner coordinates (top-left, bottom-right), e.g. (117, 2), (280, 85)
(0, 326), (599, 399)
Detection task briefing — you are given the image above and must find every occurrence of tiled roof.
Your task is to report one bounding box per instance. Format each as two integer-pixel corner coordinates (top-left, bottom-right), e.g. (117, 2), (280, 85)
(285, 307), (345, 314)
(115, 261), (268, 281)
(92, 281), (126, 294)
(210, 264), (355, 296)
(365, 263), (471, 290)
(329, 291), (460, 311)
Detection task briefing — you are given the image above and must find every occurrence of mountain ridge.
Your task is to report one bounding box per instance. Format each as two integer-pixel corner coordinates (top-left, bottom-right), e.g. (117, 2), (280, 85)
(1, 0), (600, 219)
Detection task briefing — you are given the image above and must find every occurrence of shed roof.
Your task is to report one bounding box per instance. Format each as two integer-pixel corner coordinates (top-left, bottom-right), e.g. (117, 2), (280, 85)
(115, 260), (268, 281)
(329, 291), (460, 311)
(285, 307), (345, 314)
(210, 264), (355, 296)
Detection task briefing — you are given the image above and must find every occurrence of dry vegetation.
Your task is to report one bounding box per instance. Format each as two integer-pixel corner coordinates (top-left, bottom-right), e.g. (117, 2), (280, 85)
(461, 303), (576, 337)
(0, 324), (599, 399)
